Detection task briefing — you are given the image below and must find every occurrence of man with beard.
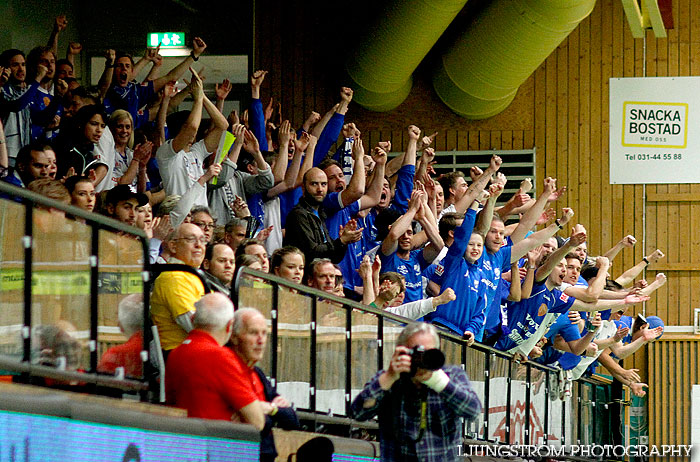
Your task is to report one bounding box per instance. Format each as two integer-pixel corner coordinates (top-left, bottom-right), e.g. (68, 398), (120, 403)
(283, 167), (362, 263)
(105, 184), (149, 227)
(0, 49), (48, 164)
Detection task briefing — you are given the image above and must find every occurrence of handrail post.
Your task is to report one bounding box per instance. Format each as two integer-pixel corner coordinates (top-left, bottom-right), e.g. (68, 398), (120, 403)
(89, 226), (99, 375)
(484, 352), (490, 441)
(377, 317), (383, 371)
(525, 363), (531, 445)
(345, 304), (352, 418)
(139, 235), (152, 402)
(22, 204), (33, 365)
(271, 283), (279, 391)
(309, 296), (317, 427)
(506, 359), (512, 444)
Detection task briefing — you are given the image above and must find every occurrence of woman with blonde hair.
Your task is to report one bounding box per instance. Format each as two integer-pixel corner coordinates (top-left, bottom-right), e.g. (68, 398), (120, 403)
(109, 109), (151, 190)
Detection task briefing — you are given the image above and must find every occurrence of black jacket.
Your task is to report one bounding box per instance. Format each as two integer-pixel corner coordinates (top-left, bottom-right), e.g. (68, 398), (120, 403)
(283, 195), (347, 263)
(255, 367), (300, 460)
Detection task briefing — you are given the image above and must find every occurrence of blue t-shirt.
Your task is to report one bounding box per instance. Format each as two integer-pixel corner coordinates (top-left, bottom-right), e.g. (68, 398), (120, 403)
(379, 249), (430, 303)
(478, 244), (513, 317)
(324, 192), (362, 291)
(104, 80), (155, 130)
(495, 283), (575, 353)
(425, 209), (488, 337)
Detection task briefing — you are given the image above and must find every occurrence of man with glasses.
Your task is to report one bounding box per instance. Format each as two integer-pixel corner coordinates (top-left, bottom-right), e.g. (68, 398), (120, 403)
(151, 223), (208, 354)
(189, 205), (216, 243)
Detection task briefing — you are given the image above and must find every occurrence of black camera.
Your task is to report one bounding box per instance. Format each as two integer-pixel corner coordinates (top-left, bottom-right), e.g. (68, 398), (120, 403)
(407, 346), (445, 375)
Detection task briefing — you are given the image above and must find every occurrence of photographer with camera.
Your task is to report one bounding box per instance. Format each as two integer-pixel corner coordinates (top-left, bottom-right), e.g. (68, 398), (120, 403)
(351, 322), (481, 462)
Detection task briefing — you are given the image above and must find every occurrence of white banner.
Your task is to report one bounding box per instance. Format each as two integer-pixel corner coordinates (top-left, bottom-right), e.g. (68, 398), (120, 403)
(609, 77), (700, 184)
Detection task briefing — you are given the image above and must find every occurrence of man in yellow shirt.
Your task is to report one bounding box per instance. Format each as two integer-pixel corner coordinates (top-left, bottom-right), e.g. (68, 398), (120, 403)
(151, 223), (208, 352)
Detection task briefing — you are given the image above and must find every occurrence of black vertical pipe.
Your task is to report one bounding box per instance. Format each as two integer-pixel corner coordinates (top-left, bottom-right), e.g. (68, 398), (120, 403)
(89, 226), (99, 373)
(22, 205), (33, 364)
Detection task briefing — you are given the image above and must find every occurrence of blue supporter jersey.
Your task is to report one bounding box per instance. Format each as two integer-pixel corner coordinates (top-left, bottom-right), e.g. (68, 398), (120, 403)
(103, 81), (155, 130)
(478, 244), (512, 322)
(388, 164), (414, 214)
(425, 209), (488, 337)
(379, 249), (430, 303)
(495, 283), (575, 354)
(324, 192), (362, 291)
(29, 88), (62, 142)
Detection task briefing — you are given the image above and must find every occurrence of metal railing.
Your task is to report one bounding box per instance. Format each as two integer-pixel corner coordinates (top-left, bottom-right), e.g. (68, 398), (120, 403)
(237, 267), (614, 446)
(0, 181), (152, 394)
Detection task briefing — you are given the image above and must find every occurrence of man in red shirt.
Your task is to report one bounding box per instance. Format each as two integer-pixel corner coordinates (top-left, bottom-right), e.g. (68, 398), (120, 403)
(165, 293), (265, 430)
(98, 294), (144, 378)
(229, 307), (299, 462)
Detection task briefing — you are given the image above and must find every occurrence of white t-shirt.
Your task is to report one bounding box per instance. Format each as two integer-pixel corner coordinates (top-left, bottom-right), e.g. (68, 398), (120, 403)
(263, 197), (283, 256)
(570, 320), (618, 380)
(156, 139), (211, 206)
(93, 127), (116, 192)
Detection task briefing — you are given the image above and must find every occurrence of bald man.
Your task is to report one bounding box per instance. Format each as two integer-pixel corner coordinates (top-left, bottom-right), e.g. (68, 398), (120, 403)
(166, 294), (265, 429)
(151, 223), (208, 352)
(283, 167), (361, 264)
(229, 308), (299, 462)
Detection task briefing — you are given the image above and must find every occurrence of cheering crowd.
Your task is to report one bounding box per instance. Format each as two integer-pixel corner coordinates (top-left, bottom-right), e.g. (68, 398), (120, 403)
(0, 15), (666, 418)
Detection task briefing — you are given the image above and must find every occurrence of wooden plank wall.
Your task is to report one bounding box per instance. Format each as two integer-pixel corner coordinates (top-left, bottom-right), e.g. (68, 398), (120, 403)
(254, 0), (700, 446)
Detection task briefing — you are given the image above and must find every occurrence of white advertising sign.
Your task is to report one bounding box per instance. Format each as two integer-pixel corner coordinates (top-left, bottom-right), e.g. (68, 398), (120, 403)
(609, 77), (700, 184)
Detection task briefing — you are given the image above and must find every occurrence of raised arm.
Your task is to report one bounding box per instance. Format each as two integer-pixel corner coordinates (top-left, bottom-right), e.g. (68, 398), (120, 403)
(520, 247), (541, 300)
(380, 190), (421, 256)
(534, 220), (583, 282)
(267, 132), (307, 196)
(339, 136), (366, 206)
(170, 68), (204, 153)
(97, 50), (115, 101)
(357, 146), (387, 210)
(602, 234), (636, 262)
(201, 94), (229, 153)
(510, 177), (557, 243)
(514, 209), (575, 265)
(454, 155), (502, 214)
(47, 15), (67, 57)
(153, 37), (207, 92)
(474, 182), (505, 236)
(358, 256), (376, 306)
(640, 273), (667, 296)
(615, 249), (664, 287)
(564, 257), (610, 302)
(215, 79), (232, 114)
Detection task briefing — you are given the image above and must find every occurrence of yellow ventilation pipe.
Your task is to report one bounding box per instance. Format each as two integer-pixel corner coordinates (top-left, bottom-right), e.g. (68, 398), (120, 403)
(433, 0), (596, 119)
(345, 0), (468, 112)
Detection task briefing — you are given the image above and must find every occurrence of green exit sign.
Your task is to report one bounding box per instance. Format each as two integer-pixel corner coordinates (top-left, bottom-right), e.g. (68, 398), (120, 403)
(147, 32), (185, 48)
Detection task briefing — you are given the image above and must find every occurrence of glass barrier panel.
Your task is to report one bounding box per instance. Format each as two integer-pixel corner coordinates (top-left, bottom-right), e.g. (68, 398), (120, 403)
(381, 317), (408, 371)
(0, 200), (26, 367)
(579, 382), (594, 445)
(547, 371), (565, 446)
(270, 285), (311, 411)
(464, 347), (486, 440)
(238, 274), (274, 373)
(31, 210), (92, 376)
(96, 229), (145, 379)
(529, 365), (548, 445)
(350, 308), (378, 398)
(487, 353), (510, 443)
(594, 385), (611, 445)
(510, 360), (527, 444)
(316, 299), (346, 415)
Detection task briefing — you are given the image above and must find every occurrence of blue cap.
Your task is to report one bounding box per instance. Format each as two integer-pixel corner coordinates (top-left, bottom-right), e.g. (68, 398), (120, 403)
(645, 315), (664, 338)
